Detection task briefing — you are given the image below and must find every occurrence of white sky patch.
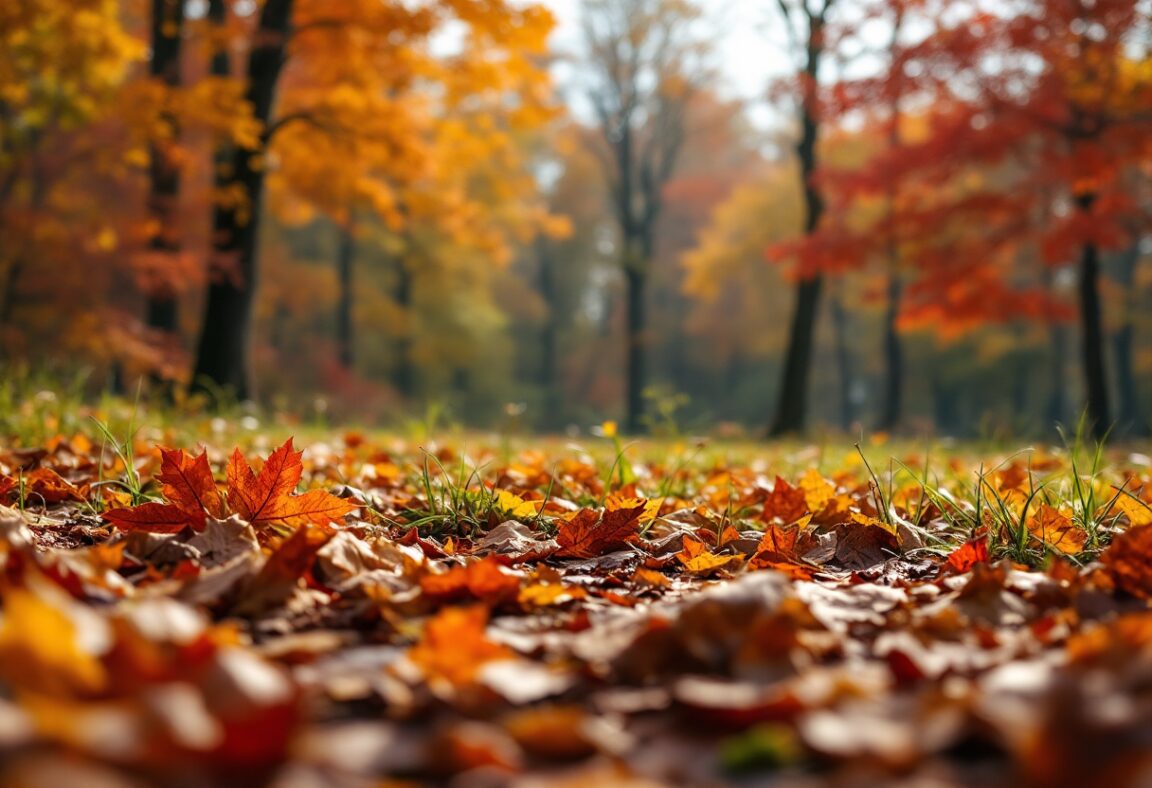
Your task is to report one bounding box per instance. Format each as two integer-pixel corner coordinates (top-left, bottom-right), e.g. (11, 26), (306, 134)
(541, 0), (794, 130)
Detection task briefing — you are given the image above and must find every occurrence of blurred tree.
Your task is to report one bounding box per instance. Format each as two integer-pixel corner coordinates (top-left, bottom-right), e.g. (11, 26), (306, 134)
(191, 0), (558, 402)
(765, 0), (838, 436)
(579, 0), (708, 433)
(0, 0), (142, 340)
(859, 0), (1152, 438)
(144, 0), (185, 340)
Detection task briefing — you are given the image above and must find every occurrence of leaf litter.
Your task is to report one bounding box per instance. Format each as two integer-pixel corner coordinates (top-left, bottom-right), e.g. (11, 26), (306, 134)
(0, 435), (1149, 785)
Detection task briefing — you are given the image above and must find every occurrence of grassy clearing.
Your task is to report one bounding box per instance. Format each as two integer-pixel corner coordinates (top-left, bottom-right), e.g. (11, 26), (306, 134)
(1, 370), (1149, 569)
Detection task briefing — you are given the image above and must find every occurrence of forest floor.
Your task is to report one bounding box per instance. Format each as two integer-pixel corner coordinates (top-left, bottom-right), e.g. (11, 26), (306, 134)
(0, 402), (1150, 786)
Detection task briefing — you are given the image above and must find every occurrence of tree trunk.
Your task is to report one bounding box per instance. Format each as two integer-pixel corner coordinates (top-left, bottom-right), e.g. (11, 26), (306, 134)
(771, 276), (823, 435)
(769, 25), (826, 437)
(1075, 193), (1110, 440)
(335, 223), (355, 370)
(145, 0), (185, 337)
(624, 264), (646, 434)
(191, 0), (292, 402)
(878, 272), (903, 431)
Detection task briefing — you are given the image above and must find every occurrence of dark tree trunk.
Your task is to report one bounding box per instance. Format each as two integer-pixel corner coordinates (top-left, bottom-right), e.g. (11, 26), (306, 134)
(829, 288), (854, 430)
(769, 16), (826, 437)
(335, 223), (355, 370)
(878, 272), (903, 431)
(771, 276), (823, 435)
(191, 0), (292, 402)
(1074, 195), (1110, 440)
(145, 0), (185, 336)
(624, 264), (646, 434)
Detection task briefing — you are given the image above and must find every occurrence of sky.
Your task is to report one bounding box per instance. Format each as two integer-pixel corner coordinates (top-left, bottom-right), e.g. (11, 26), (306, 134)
(539, 0), (794, 126)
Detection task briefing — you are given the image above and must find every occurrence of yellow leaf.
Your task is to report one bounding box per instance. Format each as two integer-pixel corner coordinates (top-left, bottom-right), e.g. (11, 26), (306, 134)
(677, 536), (743, 576)
(0, 588), (106, 698)
(518, 583), (586, 608)
(1027, 505), (1087, 555)
(850, 511), (898, 536)
(493, 489), (543, 519)
(605, 494), (660, 522)
(1113, 494), (1152, 528)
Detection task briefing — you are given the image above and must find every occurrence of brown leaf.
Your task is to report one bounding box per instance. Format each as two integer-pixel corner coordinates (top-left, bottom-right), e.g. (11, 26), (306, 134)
(555, 504), (644, 559)
(103, 501), (196, 534)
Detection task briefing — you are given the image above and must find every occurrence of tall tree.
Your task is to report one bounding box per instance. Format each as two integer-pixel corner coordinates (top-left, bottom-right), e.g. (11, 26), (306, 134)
(191, 0), (292, 400)
(190, 0), (557, 401)
(0, 0), (142, 359)
(144, 0), (186, 339)
(580, 0), (706, 433)
(767, 0), (837, 436)
(870, 0), (1151, 439)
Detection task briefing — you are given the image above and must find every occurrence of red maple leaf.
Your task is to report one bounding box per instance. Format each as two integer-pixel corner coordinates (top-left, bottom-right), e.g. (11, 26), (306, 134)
(104, 446), (220, 533)
(104, 439), (356, 533)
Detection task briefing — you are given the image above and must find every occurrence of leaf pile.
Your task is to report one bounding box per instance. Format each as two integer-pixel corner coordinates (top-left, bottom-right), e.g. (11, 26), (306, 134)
(0, 435), (1150, 785)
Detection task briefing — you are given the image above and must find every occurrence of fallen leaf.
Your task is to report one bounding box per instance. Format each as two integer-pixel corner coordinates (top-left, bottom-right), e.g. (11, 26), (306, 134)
(1027, 505), (1086, 555)
(941, 531), (990, 575)
(0, 587), (106, 697)
(157, 447), (225, 525)
(555, 505), (644, 559)
(677, 536), (743, 576)
(408, 606), (514, 688)
(1100, 524), (1152, 599)
(761, 477), (808, 525)
(420, 557), (522, 604)
(226, 439), (357, 530)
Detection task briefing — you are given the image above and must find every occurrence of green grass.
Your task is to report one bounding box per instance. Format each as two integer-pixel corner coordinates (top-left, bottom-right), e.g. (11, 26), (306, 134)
(1, 373), (1149, 568)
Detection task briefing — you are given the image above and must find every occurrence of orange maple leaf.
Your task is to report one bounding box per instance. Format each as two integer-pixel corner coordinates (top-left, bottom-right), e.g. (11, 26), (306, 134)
(750, 520), (805, 565)
(225, 439), (357, 530)
(554, 503), (645, 559)
(158, 446), (225, 524)
(1027, 504), (1087, 555)
(104, 439), (356, 533)
(104, 446), (220, 533)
